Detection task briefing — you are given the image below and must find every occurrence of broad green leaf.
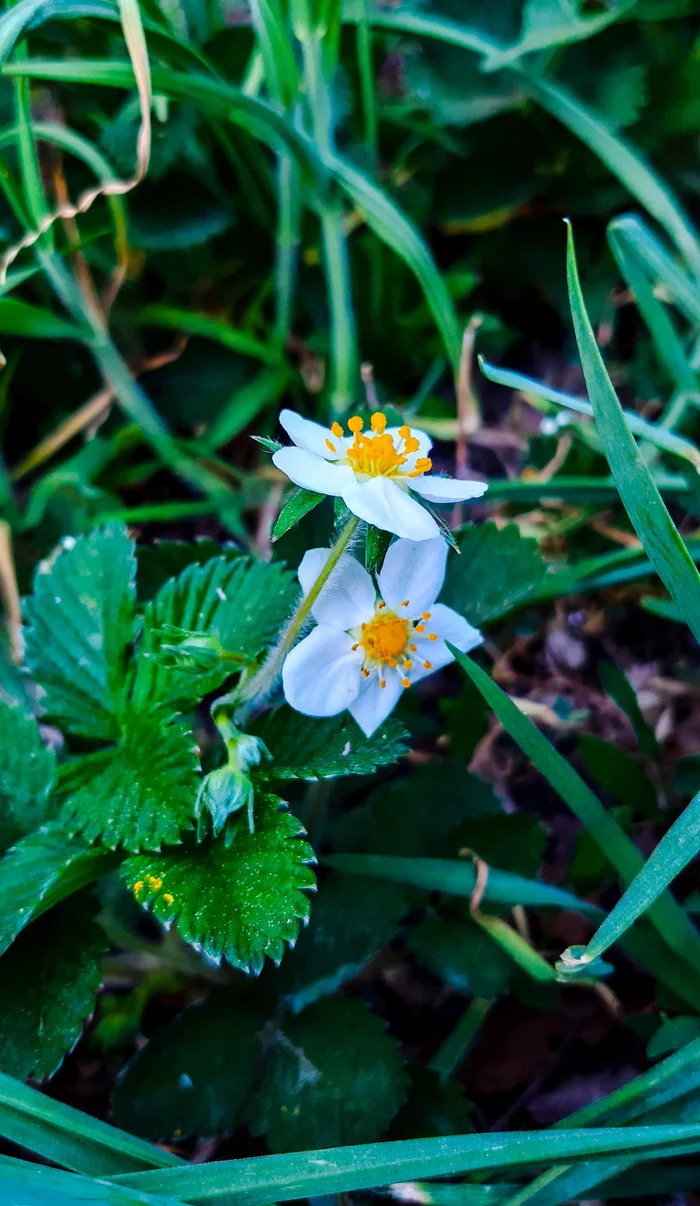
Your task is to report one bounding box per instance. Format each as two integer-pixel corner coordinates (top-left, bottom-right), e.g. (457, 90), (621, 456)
(133, 555), (296, 710)
(482, 0), (633, 72)
(59, 711), (200, 851)
(448, 650), (700, 972)
(442, 523), (547, 626)
(0, 897), (105, 1080)
(0, 703), (55, 850)
(408, 910), (512, 997)
(272, 488), (325, 542)
(274, 871), (411, 1012)
(0, 1072), (182, 1176)
(324, 853), (600, 916)
(648, 1017), (700, 1060)
(122, 796), (315, 973)
(252, 708), (409, 780)
(0, 825), (118, 958)
(114, 1122), (700, 1202)
(598, 660), (659, 759)
(0, 1154), (183, 1206)
(0, 297), (82, 339)
(566, 223), (700, 645)
(391, 1067), (474, 1140)
(113, 994), (263, 1139)
(247, 997), (408, 1152)
(578, 734), (657, 817)
(24, 523), (137, 740)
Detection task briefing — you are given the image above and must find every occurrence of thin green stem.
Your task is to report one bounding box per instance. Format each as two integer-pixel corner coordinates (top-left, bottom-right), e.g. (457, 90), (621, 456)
(429, 997), (492, 1082)
(236, 513), (360, 720)
(321, 203), (358, 416)
(274, 151), (301, 348)
(357, 0), (378, 171)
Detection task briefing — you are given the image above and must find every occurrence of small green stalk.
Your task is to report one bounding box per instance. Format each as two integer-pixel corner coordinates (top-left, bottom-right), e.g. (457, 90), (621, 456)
(236, 513), (360, 720)
(429, 997), (492, 1082)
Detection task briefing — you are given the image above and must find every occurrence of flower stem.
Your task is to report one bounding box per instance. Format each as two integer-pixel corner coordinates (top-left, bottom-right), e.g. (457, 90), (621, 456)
(236, 513), (360, 721)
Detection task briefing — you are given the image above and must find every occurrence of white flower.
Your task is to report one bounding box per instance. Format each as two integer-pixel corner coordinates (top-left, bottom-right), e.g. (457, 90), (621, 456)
(282, 537), (483, 736)
(272, 408), (487, 541)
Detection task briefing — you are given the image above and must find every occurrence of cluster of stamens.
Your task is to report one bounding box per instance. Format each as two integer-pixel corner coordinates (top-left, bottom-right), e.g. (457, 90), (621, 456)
(324, 411), (432, 479)
(351, 600), (439, 691)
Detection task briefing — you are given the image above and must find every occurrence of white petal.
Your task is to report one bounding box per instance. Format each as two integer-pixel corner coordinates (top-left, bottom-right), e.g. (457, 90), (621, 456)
(298, 549), (375, 629)
(279, 409), (340, 459)
(410, 475), (488, 504)
(408, 603), (482, 683)
(283, 626), (363, 717)
(348, 673), (403, 736)
(377, 537), (447, 616)
(273, 447), (353, 496)
(341, 477), (438, 540)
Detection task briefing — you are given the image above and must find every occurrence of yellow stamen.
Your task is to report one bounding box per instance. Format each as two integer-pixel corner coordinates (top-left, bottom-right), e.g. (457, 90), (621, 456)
(401, 600), (409, 607)
(348, 415), (363, 433)
(360, 610), (410, 665)
(370, 411), (387, 434)
(379, 679), (386, 689)
(423, 660), (432, 670)
(428, 633), (438, 641)
(401, 678), (411, 689)
(415, 624), (425, 634)
(403, 659), (412, 670)
(378, 601), (385, 609)
(408, 457), (432, 478)
(410, 643), (417, 651)
(422, 612), (432, 621)
(325, 439), (336, 452)
(398, 425), (411, 438)
(351, 643), (359, 651)
(404, 436), (420, 453)
(362, 668), (370, 678)
(331, 421), (343, 438)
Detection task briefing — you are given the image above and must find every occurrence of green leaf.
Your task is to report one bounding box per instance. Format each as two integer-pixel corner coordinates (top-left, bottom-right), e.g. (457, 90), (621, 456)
(0, 297), (82, 339)
(0, 896), (105, 1081)
(482, 0), (632, 72)
(252, 708), (409, 781)
(390, 1067), (474, 1140)
(122, 795), (315, 973)
(274, 871), (411, 1012)
(247, 997), (408, 1152)
(0, 825), (118, 958)
(0, 1155), (184, 1206)
(113, 994), (263, 1139)
(449, 650), (700, 974)
(0, 703), (55, 850)
(133, 555), (296, 710)
(648, 1017), (700, 1060)
(252, 434), (283, 453)
(578, 734), (658, 817)
(59, 711), (199, 852)
(566, 222), (700, 646)
(365, 525), (392, 574)
(442, 523), (547, 626)
(272, 488), (325, 542)
(408, 910), (512, 997)
(24, 523), (137, 740)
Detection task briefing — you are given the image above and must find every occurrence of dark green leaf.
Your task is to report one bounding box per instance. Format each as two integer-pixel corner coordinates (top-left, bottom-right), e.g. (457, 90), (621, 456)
(113, 994), (263, 1139)
(252, 708), (409, 781)
(578, 734), (658, 817)
(24, 523), (137, 740)
(408, 910), (512, 997)
(247, 997), (408, 1152)
(598, 660), (660, 759)
(390, 1066), (474, 1140)
(365, 526), (393, 573)
(272, 489), (325, 541)
(648, 1016), (700, 1060)
(0, 703), (55, 851)
(122, 796), (315, 973)
(0, 896), (105, 1080)
(59, 711), (199, 852)
(0, 1154), (184, 1206)
(442, 523), (547, 626)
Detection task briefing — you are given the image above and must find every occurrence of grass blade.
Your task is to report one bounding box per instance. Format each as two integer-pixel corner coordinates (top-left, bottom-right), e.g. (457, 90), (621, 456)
(0, 1154), (184, 1206)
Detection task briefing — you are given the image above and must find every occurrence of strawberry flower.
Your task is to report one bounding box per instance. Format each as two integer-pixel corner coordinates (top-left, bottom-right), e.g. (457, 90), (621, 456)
(272, 408), (487, 541)
(282, 537), (482, 736)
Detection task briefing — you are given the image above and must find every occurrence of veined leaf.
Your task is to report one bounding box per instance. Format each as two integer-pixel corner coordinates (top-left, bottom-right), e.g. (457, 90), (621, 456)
(442, 522), (547, 626)
(247, 997), (408, 1152)
(133, 555), (296, 710)
(0, 825), (118, 958)
(24, 523), (137, 740)
(113, 994), (263, 1140)
(59, 710), (200, 852)
(566, 222), (700, 645)
(0, 897), (105, 1081)
(252, 709), (409, 780)
(272, 488), (325, 542)
(481, 0), (635, 72)
(0, 702), (55, 850)
(122, 795), (315, 973)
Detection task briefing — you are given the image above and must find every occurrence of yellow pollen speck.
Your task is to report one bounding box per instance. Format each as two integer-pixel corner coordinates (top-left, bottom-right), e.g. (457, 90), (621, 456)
(380, 680), (386, 689)
(422, 612), (432, 621)
(410, 643), (417, 651)
(132, 881), (144, 894)
(348, 415), (363, 433)
(403, 659), (412, 670)
(401, 678), (411, 689)
(398, 425), (411, 438)
(325, 439), (336, 452)
(174, 1129), (182, 1138)
(146, 876), (163, 890)
(370, 411), (387, 433)
(423, 660), (432, 670)
(378, 601), (385, 609)
(362, 668), (370, 678)
(428, 633), (438, 642)
(415, 624), (425, 634)
(331, 421), (343, 438)
(163, 893), (174, 905)
(351, 643), (359, 651)
(401, 600), (409, 607)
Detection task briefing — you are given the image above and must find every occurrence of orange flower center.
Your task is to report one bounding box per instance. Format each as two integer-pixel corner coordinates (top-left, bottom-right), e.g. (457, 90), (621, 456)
(360, 610), (410, 665)
(325, 412), (432, 479)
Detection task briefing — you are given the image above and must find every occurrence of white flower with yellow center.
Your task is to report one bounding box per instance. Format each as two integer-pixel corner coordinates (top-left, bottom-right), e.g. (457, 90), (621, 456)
(282, 537), (482, 736)
(272, 408), (487, 541)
